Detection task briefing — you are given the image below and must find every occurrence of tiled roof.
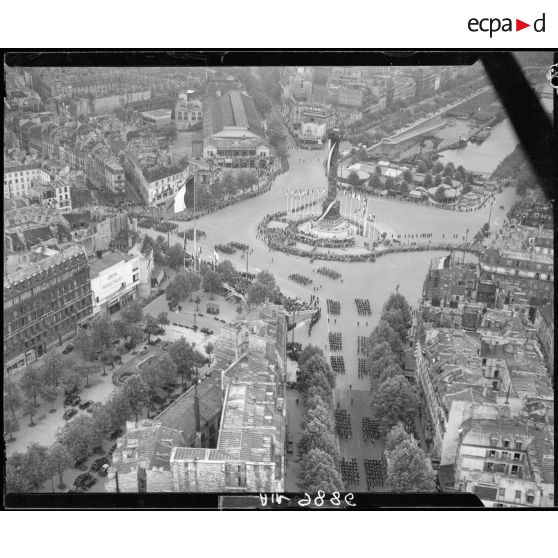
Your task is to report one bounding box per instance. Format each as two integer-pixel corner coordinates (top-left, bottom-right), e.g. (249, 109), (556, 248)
(171, 447), (227, 461)
(527, 427), (554, 484)
(110, 421), (185, 475)
(156, 375), (222, 440)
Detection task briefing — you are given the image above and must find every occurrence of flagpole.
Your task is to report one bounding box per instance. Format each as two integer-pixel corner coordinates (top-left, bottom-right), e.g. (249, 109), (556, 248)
(193, 178), (197, 272)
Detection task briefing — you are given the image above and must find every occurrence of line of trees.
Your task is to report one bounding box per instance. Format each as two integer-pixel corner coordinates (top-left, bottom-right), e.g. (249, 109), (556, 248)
(6, 332), (208, 493)
(384, 423), (436, 493)
(296, 345), (344, 493)
(368, 293), (420, 429)
(246, 270), (282, 306)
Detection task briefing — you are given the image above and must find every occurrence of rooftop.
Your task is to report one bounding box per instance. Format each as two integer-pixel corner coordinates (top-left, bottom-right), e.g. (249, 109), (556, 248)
(88, 251), (136, 277)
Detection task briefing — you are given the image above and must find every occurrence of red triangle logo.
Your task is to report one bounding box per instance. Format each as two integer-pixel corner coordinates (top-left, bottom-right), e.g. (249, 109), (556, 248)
(516, 19), (530, 31)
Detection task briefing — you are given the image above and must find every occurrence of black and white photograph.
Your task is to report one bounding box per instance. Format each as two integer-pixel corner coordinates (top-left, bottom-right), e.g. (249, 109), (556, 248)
(3, 49), (554, 514)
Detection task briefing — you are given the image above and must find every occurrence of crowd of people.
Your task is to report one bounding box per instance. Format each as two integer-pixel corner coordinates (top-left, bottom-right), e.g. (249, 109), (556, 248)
(226, 276), (252, 295)
(316, 266), (342, 280)
(354, 298), (372, 316)
(283, 296), (315, 313)
(288, 273), (312, 286)
(215, 243), (236, 255)
(362, 418), (381, 443)
(357, 336), (369, 355)
(330, 355), (346, 375)
(364, 459), (385, 489)
(358, 358), (368, 379)
(326, 299), (341, 315)
(177, 228), (206, 241)
(137, 217), (178, 233)
(286, 341), (302, 362)
(329, 332), (343, 352)
(335, 409), (352, 439)
(307, 307), (321, 336)
(340, 458), (360, 489)
(229, 241), (249, 251)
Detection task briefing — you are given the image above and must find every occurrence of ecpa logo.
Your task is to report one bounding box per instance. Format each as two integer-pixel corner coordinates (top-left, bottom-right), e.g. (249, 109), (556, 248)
(468, 13), (546, 37)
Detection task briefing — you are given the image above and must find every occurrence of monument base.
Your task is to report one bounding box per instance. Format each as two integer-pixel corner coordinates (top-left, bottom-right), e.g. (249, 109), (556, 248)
(301, 217), (357, 240)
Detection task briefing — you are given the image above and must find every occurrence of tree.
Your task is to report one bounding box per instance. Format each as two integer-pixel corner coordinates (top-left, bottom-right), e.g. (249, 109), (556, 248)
(90, 315), (115, 350)
(4, 412), (19, 442)
(216, 259), (237, 283)
(462, 183), (472, 195)
(371, 376), (419, 429)
(112, 319), (130, 340)
(57, 415), (103, 461)
(75, 361), (100, 388)
(121, 300), (144, 325)
(298, 345), (325, 368)
(96, 391), (132, 436)
(385, 423), (413, 454)
(368, 173), (382, 191)
(383, 294), (413, 322)
(156, 311), (170, 329)
(370, 320), (404, 364)
(19, 365), (43, 406)
(347, 171), (361, 186)
(385, 176), (395, 191)
(46, 442), (72, 489)
(20, 443), (49, 492)
(203, 270), (222, 300)
(402, 169), (413, 184)
(168, 337), (205, 385)
(443, 162), (455, 178)
(299, 449), (344, 493)
(141, 353), (178, 400)
(256, 270), (276, 290)
(381, 309), (409, 342)
(60, 363), (83, 394)
(144, 314), (161, 343)
(221, 171), (238, 198)
(4, 375), (23, 420)
(301, 354), (335, 391)
(6, 452), (29, 492)
(443, 176), (452, 186)
(41, 352), (65, 388)
(434, 173), (443, 187)
(368, 341), (397, 380)
(416, 161), (428, 174)
(166, 275), (185, 307)
(375, 165), (383, 176)
(167, 244), (186, 271)
(74, 328), (96, 361)
(247, 282), (273, 306)
(41, 384), (59, 412)
(434, 185), (446, 203)
(122, 375), (150, 423)
(423, 172), (433, 188)
(386, 439), (436, 493)
(205, 342), (214, 355)
(183, 271), (202, 301)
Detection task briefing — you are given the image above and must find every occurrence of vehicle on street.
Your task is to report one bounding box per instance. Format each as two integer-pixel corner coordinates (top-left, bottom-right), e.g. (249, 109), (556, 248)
(79, 400), (93, 410)
(91, 457), (110, 472)
(74, 472), (97, 490)
(62, 345), (74, 354)
(107, 443), (117, 455)
(64, 394), (81, 406)
(98, 464), (110, 477)
(63, 408), (78, 421)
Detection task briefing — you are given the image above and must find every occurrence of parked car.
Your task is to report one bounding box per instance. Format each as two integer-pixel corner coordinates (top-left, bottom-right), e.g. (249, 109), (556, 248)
(62, 345), (74, 355)
(98, 464), (110, 477)
(63, 408), (78, 421)
(79, 400), (93, 410)
(107, 443), (117, 456)
(109, 429), (123, 440)
(91, 456), (110, 472)
(74, 472), (97, 490)
(64, 394), (81, 407)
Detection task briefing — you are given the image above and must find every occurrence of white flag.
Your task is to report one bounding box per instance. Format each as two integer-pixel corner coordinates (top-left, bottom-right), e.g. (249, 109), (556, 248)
(214, 247), (220, 262)
(174, 185), (187, 213)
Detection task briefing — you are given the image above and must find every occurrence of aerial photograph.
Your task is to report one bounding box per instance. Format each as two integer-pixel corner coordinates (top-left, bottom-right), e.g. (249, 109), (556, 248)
(3, 54), (554, 507)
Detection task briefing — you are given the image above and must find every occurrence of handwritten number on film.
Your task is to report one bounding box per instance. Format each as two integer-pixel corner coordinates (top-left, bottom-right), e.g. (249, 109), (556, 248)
(259, 492), (355, 507)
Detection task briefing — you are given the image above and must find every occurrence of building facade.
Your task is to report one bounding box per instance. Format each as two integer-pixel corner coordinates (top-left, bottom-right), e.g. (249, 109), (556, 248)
(4, 163), (51, 199)
(3, 245), (93, 374)
(89, 251), (140, 316)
